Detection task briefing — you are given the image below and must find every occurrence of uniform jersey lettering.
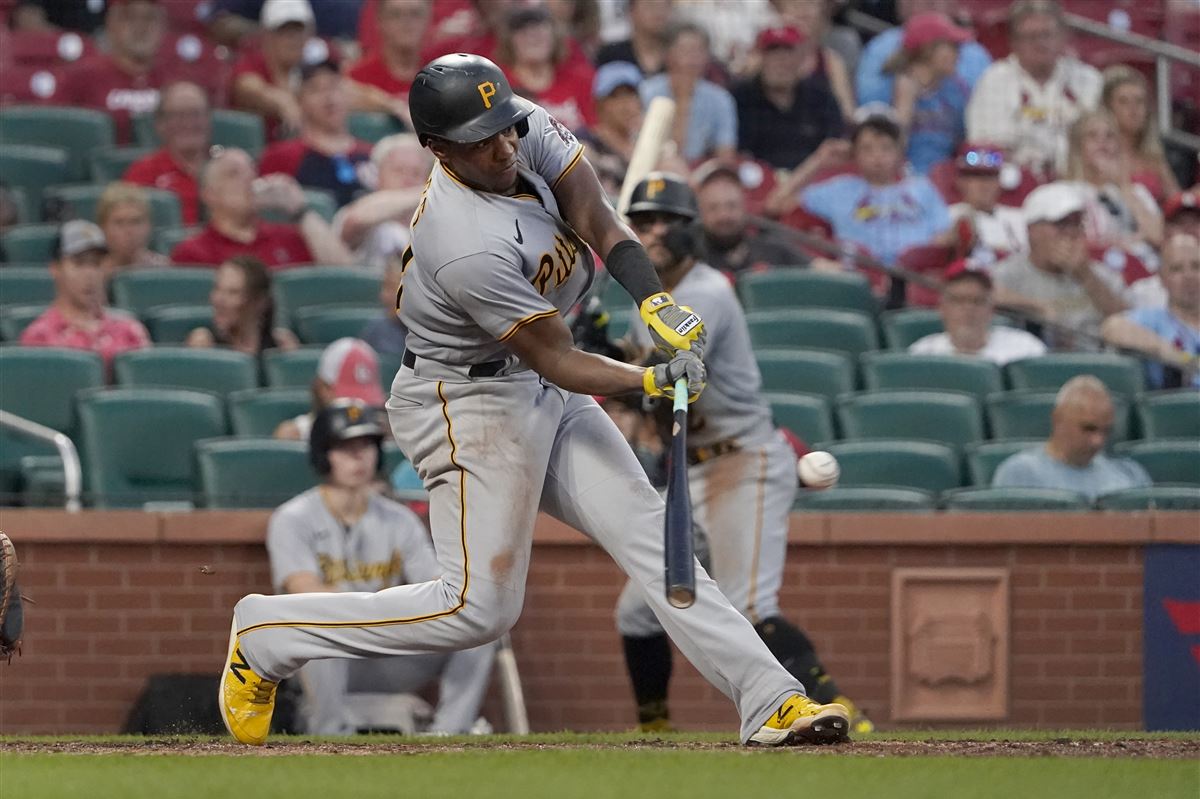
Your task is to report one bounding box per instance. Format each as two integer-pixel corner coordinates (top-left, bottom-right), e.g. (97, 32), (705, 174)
(530, 233), (580, 295)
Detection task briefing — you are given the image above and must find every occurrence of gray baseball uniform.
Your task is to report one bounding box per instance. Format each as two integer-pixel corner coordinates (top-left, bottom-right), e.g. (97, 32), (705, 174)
(618, 262), (798, 635)
(267, 489), (495, 734)
(228, 104), (805, 743)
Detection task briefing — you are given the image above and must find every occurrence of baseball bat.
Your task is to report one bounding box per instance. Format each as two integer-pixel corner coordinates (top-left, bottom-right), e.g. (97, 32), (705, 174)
(664, 376), (695, 609)
(616, 96), (676, 219)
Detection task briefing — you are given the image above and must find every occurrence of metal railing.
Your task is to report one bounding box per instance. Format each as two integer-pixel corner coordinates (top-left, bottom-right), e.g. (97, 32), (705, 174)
(0, 409), (82, 512)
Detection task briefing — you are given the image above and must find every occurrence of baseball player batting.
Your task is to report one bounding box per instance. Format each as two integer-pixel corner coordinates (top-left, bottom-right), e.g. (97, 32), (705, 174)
(615, 173), (870, 735)
(219, 53), (848, 747)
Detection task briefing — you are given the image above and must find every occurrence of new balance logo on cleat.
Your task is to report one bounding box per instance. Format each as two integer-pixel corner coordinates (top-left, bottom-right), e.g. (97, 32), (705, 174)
(229, 647), (251, 685)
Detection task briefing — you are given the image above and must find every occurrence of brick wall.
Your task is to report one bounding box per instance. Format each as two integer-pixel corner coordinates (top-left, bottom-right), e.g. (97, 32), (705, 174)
(0, 509), (1192, 735)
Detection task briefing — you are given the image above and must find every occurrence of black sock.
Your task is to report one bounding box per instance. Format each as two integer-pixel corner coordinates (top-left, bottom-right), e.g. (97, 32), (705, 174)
(754, 616), (841, 704)
(622, 633), (672, 723)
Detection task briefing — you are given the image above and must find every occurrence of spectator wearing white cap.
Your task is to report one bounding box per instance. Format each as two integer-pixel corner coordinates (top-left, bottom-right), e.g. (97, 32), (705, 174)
(577, 61), (645, 202)
(229, 0), (323, 141)
(990, 182), (1127, 350)
(275, 337), (385, 442)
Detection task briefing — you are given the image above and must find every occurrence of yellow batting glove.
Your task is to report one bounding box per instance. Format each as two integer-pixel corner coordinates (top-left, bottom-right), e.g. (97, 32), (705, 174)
(639, 292), (706, 356)
(642, 350), (706, 403)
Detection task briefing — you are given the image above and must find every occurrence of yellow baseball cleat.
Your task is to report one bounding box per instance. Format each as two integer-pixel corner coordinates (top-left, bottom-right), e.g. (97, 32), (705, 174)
(218, 618), (277, 746)
(747, 693), (850, 746)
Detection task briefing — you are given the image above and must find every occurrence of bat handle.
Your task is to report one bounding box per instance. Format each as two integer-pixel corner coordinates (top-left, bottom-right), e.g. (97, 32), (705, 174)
(673, 377), (689, 411)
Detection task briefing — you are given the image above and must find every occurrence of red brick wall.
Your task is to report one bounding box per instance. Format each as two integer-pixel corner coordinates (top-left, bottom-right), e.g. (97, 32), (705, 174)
(0, 510), (1189, 735)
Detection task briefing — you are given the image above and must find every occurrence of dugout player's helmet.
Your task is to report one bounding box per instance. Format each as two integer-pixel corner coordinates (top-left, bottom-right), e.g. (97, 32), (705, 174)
(409, 53), (536, 146)
(309, 398), (387, 476)
(627, 172), (699, 220)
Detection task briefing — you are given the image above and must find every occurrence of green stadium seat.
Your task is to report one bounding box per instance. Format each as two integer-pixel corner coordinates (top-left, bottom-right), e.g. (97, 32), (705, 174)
(880, 308), (942, 350)
(0, 147), (70, 217)
(764, 393), (835, 443)
(155, 226), (202, 256)
(836, 390), (984, 448)
(987, 391), (1132, 442)
(605, 307), (633, 339)
(941, 487), (1090, 511)
(134, 109), (266, 158)
(1136, 390), (1200, 440)
(90, 146), (155, 183)
(964, 439), (1043, 486)
(294, 305), (376, 344)
(2, 224), (60, 263)
(113, 348), (258, 399)
(819, 440), (963, 493)
(111, 268), (215, 316)
(0, 267), (55, 308)
(143, 305), (213, 344)
(1096, 486), (1200, 511)
(736, 269), (877, 314)
(755, 348), (855, 400)
(348, 112), (406, 143)
(228, 387), (311, 437)
(1113, 440), (1200, 485)
(1004, 353), (1145, 397)
(195, 438), (316, 508)
(0, 106), (115, 182)
(746, 309), (879, 356)
(792, 486), (935, 512)
(0, 304), (46, 341)
(860, 352), (1003, 399)
(18, 454), (68, 508)
(273, 267), (379, 325)
(44, 184), (183, 229)
(263, 347), (323, 388)
(599, 278), (634, 313)
(77, 387), (227, 508)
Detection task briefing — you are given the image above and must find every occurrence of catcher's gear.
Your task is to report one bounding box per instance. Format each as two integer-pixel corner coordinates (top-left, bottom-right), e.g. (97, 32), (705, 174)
(639, 292), (705, 356)
(309, 399), (387, 476)
(409, 53), (535, 146)
(0, 532), (23, 663)
(627, 172), (699, 220)
(643, 350), (706, 403)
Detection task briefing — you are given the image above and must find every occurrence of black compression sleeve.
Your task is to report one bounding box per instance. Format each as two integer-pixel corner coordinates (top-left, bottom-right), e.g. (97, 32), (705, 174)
(605, 239), (664, 305)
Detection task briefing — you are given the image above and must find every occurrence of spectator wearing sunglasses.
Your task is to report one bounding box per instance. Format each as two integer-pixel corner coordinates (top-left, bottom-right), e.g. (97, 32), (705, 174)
(948, 144), (1027, 262)
(259, 60), (373, 210)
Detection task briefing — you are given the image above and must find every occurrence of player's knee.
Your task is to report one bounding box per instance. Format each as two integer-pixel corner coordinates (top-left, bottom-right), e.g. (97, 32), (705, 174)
(457, 594), (523, 646)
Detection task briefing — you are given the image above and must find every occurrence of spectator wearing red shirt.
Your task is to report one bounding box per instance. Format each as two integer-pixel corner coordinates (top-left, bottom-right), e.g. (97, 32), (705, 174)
(171, 147), (353, 269)
(229, 0), (321, 141)
(122, 81), (211, 226)
(347, 0), (431, 128)
(20, 220), (150, 373)
(496, 6), (595, 132)
(259, 61), (373, 210)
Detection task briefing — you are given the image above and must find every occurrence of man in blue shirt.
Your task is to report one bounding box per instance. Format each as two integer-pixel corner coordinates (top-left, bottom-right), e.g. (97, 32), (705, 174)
(993, 375), (1151, 502)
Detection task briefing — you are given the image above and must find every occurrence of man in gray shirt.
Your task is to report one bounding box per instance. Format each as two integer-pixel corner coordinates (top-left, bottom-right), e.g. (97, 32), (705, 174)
(992, 375), (1151, 501)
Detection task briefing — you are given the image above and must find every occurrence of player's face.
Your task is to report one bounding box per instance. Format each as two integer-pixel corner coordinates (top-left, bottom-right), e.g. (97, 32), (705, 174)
(53, 250), (107, 314)
(1052, 395), (1114, 467)
(101, 202), (152, 262)
(434, 127), (521, 194)
(327, 437), (379, 488)
(630, 211), (688, 273)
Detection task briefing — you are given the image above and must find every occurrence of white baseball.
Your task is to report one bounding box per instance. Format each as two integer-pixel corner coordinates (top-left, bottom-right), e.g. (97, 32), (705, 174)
(798, 451), (839, 490)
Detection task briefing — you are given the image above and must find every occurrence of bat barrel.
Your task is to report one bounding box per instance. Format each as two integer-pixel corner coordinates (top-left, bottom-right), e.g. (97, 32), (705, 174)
(664, 376), (695, 609)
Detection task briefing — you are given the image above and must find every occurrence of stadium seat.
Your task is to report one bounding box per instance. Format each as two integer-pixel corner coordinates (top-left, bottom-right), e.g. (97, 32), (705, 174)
(941, 487), (1090, 511)
(860, 353), (1003, 399)
(1136, 390), (1200, 440)
(77, 387), (227, 508)
(1, 223), (60, 263)
(272, 267), (379, 325)
(836, 390), (984, 448)
(44, 184), (183, 230)
(263, 347), (323, 388)
(111, 268), (215, 316)
(0, 146), (69, 217)
(154, 226), (202, 256)
(90, 146), (155, 183)
(0, 267), (55, 308)
(228, 387), (311, 437)
(1004, 354), (1145, 397)
(964, 439), (1043, 486)
(605, 307), (633, 339)
(599, 278), (634, 313)
(1096, 486), (1200, 511)
(0, 106), (115, 182)
(746, 309), (879, 356)
(987, 391), (1132, 442)
(792, 486), (935, 512)
(880, 307), (941, 350)
(736, 269), (877, 314)
(1113, 440), (1200, 486)
(294, 305), (377, 344)
(764, 393), (835, 444)
(134, 108), (266, 158)
(195, 438), (316, 508)
(143, 305), (213, 344)
(259, 188), (338, 224)
(113, 348), (258, 399)
(348, 112), (406, 143)
(754, 348), (855, 400)
(0, 304), (46, 341)
(818, 440), (963, 493)
(377, 350), (404, 392)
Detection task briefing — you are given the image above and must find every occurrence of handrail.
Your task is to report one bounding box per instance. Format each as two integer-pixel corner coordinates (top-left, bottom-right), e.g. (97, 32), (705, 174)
(0, 409), (82, 512)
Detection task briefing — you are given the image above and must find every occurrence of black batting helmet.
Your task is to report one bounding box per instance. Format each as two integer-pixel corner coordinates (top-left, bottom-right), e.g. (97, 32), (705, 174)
(309, 398), (387, 476)
(409, 53), (536, 146)
(627, 172), (698, 220)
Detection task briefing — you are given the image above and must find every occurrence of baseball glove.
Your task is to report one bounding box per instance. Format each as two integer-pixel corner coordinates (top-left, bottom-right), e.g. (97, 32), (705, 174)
(0, 532), (23, 662)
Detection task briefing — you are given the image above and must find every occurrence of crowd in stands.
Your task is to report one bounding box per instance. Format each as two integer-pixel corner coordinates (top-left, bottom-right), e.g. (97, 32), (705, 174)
(1, 0), (1198, 515)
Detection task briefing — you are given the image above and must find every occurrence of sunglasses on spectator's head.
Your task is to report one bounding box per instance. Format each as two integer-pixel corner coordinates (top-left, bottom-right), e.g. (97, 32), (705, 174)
(958, 148), (1004, 171)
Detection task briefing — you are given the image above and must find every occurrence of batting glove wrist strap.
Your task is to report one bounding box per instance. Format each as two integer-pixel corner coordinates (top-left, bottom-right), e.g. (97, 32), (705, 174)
(639, 292), (706, 356)
(643, 351), (706, 403)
